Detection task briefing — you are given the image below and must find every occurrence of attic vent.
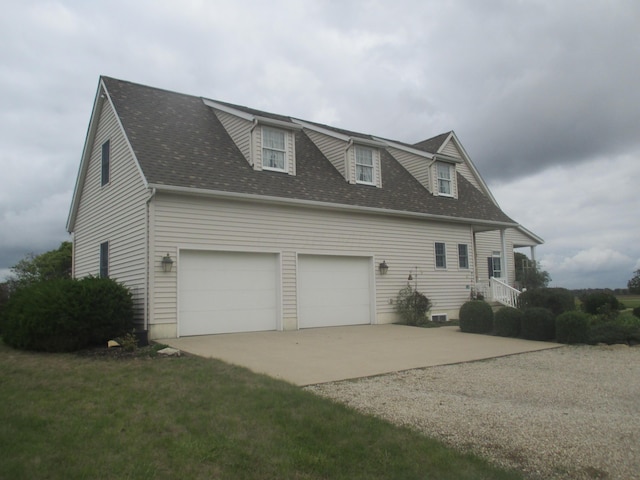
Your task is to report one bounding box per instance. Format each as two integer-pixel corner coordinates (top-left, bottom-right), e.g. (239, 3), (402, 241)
(431, 313), (448, 323)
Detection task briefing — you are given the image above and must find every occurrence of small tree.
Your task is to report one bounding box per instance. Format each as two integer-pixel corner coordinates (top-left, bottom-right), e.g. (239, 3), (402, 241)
(7, 241), (72, 292)
(396, 284), (432, 326)
(514, 252), (551, 290)
(628, 269), (640, 294)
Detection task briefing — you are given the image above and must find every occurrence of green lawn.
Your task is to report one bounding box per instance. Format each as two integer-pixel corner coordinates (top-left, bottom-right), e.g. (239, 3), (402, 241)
(0, 342), (522, 480)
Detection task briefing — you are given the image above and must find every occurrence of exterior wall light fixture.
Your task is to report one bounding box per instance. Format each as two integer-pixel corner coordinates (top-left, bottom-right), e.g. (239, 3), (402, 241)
(379, 260), (389, 275)
(161, 253), (174, 273)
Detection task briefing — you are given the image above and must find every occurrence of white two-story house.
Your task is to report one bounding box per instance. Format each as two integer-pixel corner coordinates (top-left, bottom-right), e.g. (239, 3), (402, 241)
(67, 77), (542, 339)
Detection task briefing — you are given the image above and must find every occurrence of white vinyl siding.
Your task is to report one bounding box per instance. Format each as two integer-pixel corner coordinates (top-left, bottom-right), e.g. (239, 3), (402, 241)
(150, 193), (476, 337)
(213, 110), (253, 164)
(304, 129), (347, 178)
(441, 141), (461, 158)
(387, 146), (431, 191)
(72, 96), (148, 325)
(474, 230), (518, 284)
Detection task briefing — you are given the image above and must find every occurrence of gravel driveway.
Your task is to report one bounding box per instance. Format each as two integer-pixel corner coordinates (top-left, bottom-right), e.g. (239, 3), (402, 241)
(305, 345), (640, 479)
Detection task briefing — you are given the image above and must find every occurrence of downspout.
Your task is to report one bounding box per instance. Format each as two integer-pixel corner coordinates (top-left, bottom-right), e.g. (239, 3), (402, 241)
(144, 187), (157, 332)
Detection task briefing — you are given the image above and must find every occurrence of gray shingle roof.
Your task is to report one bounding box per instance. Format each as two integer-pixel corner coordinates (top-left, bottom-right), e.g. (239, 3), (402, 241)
(102, 76), (515, 225)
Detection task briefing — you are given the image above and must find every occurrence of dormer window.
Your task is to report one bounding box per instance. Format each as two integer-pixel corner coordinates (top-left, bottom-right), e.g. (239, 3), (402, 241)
(262, 127), (287, 172)
(355, 145), (375, 185)
(436, 162), (453, 196)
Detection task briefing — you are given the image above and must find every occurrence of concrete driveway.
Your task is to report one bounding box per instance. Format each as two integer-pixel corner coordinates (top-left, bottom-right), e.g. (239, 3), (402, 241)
(160, 324), (561, 386)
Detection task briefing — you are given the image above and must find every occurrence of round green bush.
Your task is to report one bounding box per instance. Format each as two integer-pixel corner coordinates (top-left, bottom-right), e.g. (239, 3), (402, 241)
(0, 277), (134, 352)
(519, 288), (575, 317)
(494, 307), (522, 337)
(521, 307), (555, 341)
(632, 306), (640, 319)
(555, 311), (590, 344)
(459, 300), (493, 334)
(580, 292), (622, 315)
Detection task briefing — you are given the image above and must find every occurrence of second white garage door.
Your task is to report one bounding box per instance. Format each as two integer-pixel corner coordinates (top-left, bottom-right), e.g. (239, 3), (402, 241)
(178, 250), (278, 336)
(298, 255), (373, 329)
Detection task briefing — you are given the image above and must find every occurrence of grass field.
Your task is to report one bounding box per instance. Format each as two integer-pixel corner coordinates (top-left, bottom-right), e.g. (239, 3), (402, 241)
(0, 342), (522, 480)
(617, 295), (640, 309)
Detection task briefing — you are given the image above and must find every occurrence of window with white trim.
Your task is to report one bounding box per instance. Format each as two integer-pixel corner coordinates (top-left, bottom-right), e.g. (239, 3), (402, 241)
(355, 145), (375, 184)
(458, 244), (469, 269)
(262, 127), (287, 171)
(489, 251), (502, 278)
(435, 242), (446, 269)
(436, 162), (452, 196)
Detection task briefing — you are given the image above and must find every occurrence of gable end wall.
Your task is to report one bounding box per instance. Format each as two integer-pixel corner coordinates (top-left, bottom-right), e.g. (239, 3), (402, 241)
(72, 98), (149, 325)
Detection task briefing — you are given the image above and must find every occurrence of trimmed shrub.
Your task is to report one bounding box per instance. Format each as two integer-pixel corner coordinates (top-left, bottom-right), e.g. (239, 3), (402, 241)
(494, 307), (522, 337)
(580, 292), (622, 316)
(521, 308), (555, 341)
(555, 311), (590, 344)
(588, 322), (640, 345)
(632, 306), (640, 319)
(0, 277), (133, 352)
(396, 285), (432, 326)
(77, 276), (134, 345)
(459, 300), (493, 334)
(519, 288), (575, 317)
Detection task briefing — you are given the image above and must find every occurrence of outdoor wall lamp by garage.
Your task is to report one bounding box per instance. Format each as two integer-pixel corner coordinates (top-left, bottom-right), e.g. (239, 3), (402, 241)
(161, 253), (174, 273)
(379, 260), (389, 275)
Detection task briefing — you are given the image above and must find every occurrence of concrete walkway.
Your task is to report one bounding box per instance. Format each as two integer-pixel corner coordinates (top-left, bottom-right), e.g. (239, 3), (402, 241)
(160, 324), (562, 386)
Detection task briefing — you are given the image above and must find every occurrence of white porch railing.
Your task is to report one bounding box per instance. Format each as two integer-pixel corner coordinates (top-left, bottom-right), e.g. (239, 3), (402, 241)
(489, 277), (521, 308)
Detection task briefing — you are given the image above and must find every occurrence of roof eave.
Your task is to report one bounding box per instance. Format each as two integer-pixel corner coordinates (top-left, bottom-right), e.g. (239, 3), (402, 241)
(148, 183), (519, 229)
(66, 79), (107, 233)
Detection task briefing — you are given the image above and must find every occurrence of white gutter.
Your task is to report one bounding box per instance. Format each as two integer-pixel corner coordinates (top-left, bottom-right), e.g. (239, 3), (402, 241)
(147, 183), (519, 229)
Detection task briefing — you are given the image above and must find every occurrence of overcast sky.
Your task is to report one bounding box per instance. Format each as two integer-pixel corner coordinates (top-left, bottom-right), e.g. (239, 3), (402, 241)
(1, 0), (638, 289)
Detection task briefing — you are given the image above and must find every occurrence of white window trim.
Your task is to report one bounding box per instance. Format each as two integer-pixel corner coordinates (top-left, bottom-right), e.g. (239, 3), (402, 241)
(355, 145), (376, 186)
(458, 243), (469, 270)
(261, 126), (288, 173)
(435, 242), (447, 269)
(436, 162), (453, 197)
(491, 251), (502, 278)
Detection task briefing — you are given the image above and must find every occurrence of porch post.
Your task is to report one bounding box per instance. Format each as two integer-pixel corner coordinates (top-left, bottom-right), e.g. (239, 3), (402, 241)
(530, 246), (536, 263)
(500, 228), (509, 285)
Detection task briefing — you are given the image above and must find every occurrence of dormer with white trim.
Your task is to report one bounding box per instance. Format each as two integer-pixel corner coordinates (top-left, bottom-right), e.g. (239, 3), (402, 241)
(431, 153), (463, 199)
(204, 99), (301, 176)
(293, 119), (384, 188)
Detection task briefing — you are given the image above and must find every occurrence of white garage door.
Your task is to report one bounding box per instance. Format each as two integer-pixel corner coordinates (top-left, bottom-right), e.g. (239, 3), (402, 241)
(178, 250), (278, 336)
(298, 255), (372, 329)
